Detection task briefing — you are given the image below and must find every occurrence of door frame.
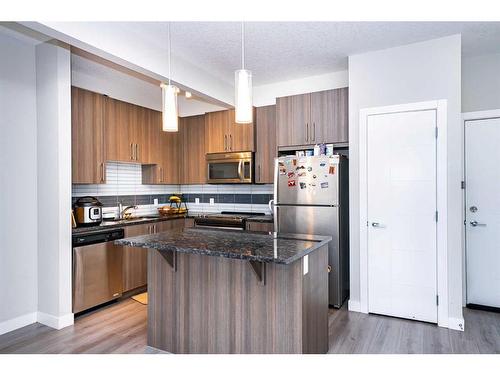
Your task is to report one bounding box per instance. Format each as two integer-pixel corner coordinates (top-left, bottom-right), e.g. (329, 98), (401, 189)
(461, 109), (500, 307)
(358, 100), (449, 328)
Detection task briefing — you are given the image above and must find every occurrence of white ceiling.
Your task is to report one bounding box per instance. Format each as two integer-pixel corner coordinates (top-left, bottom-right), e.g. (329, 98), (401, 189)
(105, 21), (500, 86)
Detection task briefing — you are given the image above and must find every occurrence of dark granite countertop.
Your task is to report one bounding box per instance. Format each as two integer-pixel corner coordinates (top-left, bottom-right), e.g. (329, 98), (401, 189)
(246, 215), (273, 223)
(114, 227), (331, 265)
(72, 214), (188, 235)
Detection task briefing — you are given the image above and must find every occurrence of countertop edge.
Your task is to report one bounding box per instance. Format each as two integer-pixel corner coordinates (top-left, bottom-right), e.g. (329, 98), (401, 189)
(115, 233), (331, 265)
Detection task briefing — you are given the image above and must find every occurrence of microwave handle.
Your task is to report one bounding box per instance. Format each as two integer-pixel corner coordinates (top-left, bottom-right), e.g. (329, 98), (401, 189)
(238, 160), (243, 181)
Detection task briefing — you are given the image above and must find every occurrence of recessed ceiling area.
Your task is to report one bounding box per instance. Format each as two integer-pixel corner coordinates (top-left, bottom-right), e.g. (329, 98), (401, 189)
(76, 21), (500, 86)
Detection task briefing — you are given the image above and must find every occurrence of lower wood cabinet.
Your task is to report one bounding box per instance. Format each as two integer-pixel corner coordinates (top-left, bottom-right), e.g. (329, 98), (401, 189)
(122, 223), (150, 292)
(245, 221), (274, 232)
(122, 219), (186, 292)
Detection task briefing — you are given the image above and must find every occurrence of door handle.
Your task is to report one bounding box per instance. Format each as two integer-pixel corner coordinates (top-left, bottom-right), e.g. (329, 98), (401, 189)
(313, 122), (316, 142)
(224, 135), (227, 150)
(470, 221), (486, 227)
(229, 134), (232, 150)
(306, 123), (309, 142)
(258, 165), (261, 182)
(371, 222), (384, 228)
(130, 143), (134, 160)
(135, 144), (139, 161)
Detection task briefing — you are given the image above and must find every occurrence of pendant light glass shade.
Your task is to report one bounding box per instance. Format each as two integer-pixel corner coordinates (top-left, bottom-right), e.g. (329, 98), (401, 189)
(161, 83), (178, 132)
(235, 69), (253, 124)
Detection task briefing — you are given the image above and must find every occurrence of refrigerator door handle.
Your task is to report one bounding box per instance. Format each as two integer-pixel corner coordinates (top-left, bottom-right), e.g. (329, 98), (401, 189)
(268, 199), (274, 214)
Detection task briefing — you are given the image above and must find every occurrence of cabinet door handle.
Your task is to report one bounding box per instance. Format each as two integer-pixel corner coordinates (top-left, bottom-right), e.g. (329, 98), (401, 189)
(135, 144), (139, 161)
(258, 165), (261, 182)
(313, 123), (316, 142)
(224, 135), (227, 150)
(306, 123), (309, 142)
(100, 163), (104, 182)
(230, 134), (232, 150)
(130, 143), (134, 160)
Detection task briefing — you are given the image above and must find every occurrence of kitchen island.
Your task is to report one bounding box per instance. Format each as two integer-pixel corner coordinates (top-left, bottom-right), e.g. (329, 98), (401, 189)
(116, 227), (331, 354)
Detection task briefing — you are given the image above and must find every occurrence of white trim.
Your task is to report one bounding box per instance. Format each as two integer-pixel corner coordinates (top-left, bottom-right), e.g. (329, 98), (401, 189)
(359, 100), (449, 328)
(448, 317), (465, 332)
(462, 109), (500, 121)
(347, 299), (361, 312)
(0, 313), (37, 335)
(37, 312), (74, 330)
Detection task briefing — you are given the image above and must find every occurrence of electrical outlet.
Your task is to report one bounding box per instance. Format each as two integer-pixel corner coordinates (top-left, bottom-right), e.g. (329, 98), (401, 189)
(195, 198), (200, 204)
(209, 198), (215, 206)
(153, 198), (159, 205)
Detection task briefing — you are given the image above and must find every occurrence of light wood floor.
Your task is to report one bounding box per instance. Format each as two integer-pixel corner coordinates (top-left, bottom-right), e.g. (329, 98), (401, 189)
(1, 299), (499, 354)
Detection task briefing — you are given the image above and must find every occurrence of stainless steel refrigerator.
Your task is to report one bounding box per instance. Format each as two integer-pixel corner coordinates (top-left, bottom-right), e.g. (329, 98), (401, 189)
(273, 154), (349, 307)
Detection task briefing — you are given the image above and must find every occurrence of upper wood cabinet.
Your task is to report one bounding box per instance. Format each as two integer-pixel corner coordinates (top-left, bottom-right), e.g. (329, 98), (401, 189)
(276, 93), (310, 147)
(179, 115), (206, 184)
(276, 88), (348, 147)
(205, 109), (255, 153)
(228, 109), (255, 152)
(255, 105), (276, 184)
(71, 87), (106, 184)
(105, 97), (150, 163)
(310, 88), (348, 144)
(142, 111), (180, 185)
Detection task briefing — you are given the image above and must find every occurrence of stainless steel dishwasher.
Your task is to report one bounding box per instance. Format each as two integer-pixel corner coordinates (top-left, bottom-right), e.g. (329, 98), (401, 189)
(72, 228), (124, 314)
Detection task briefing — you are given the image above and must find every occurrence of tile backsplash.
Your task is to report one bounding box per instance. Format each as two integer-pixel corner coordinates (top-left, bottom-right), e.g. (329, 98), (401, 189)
(72, 162), (274, 217)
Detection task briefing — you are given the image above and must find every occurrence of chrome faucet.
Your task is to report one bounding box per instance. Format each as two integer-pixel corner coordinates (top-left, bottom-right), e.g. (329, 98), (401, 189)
(118, 204), (138, 220)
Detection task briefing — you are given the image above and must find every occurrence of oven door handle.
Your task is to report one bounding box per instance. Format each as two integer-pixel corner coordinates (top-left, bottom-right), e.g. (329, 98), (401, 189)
(238, 160), (243, 181)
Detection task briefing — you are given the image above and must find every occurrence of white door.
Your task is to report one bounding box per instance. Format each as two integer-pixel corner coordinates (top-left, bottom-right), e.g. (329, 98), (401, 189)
(367, 110), (438, 323)
(465, 117), (500, 309)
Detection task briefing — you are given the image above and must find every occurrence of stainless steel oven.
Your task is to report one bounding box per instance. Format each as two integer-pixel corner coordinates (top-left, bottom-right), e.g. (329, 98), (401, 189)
(206, 152), (253, 184)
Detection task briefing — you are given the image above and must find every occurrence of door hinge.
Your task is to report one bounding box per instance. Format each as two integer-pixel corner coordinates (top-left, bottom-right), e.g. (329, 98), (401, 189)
(436, 295), (439, 306)
(435, 127), (438, 138)
(461, 181), (466, 189)
(435, 211), (438, 222)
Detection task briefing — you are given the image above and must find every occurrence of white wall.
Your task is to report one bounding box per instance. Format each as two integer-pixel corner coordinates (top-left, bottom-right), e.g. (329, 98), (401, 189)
(0, 33), (38, 334)
(36, 41), (73, 329)
(71, 54), (226, 117)
(24, 22), (233, 107)
(253, 70), (348, 107)
(462, 53), (500, 113)
(348, 35), (463, 325)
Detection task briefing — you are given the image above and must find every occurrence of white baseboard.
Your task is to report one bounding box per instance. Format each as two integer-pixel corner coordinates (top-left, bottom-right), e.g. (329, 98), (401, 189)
(0, 312), (38, 335)
(37, 312), (74, 330)
(448, 316), (465, 331)
(348, 299), (361, 312)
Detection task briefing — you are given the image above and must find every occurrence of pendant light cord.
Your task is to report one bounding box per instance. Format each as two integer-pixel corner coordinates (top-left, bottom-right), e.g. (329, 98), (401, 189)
(241, 22), (245, 70)
(168, 22), (172, 85)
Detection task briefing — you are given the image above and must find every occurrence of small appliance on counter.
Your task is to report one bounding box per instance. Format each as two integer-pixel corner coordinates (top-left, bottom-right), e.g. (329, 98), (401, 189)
(73, 196), (103, 227)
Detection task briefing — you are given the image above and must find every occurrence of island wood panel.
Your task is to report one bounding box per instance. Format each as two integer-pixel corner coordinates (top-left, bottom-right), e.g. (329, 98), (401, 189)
(255, 105), (276, 183)
(71, 87), (105, 184)
(147, 245), (329, 354)
(179, 115), (206, 184)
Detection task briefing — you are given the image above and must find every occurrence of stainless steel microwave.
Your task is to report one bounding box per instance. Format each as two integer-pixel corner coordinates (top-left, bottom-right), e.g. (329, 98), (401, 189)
(206, 152), (253, 184)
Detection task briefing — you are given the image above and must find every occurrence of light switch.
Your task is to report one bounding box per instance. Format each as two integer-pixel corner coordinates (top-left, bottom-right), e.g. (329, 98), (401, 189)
(209, 198), (215, 205)
(303, 255), (309, 275)
(195, 198), (200, 204)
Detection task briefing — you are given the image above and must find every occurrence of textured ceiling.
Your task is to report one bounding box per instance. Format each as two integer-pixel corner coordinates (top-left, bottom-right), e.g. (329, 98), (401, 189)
(113, 21), (500, 86)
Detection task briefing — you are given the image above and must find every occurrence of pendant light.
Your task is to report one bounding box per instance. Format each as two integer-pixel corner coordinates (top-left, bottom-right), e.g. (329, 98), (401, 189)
(161, 22), (179, 132)
(235, 22), (253, 124)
